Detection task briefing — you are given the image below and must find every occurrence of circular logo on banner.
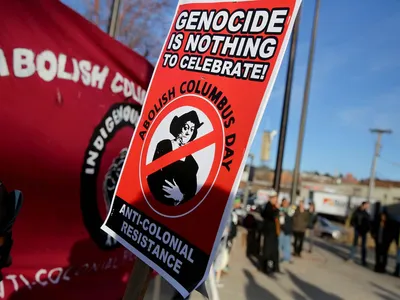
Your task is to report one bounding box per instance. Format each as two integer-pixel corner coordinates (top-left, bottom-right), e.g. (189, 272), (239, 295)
(80, 102), (141, 250)
(139, 95), (224, 218)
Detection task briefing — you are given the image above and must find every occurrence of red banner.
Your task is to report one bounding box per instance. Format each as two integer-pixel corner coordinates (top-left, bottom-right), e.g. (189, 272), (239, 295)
(0, 1), (153, 299)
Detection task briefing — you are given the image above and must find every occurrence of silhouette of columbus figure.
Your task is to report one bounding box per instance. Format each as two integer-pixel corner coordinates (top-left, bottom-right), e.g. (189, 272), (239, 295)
(147, 110), (204, 206)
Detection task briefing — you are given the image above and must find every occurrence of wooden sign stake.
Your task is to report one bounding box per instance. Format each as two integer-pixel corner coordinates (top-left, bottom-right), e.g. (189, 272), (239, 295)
(123, 259), (152, 300)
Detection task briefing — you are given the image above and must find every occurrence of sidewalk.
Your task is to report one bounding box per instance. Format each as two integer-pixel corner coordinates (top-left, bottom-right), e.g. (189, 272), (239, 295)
(145, 233), (400, 300)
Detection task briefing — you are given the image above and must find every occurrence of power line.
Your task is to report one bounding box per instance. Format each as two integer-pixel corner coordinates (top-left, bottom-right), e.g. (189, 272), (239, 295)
(375, 170), (389, 179)
(379, 157), (400, 168)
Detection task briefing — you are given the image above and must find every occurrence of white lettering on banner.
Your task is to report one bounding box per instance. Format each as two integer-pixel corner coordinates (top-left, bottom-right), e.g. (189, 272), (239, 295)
(179, 55), (269, 81)
(0, 47), (147, 105)
(185, 35), (277, 59)
(84, 104), (140, 175)
(0, 250), (135, 298)
(0, 49), (10, 76)
(175, 9), (288, 34)
(118, 204), (195, 275)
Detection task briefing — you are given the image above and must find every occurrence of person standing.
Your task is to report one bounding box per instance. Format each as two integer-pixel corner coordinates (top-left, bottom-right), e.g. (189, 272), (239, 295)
(243, 213), (258, 257)
(213, 212), (232, 287)
(307, 202), (318, 253)
(279, 198), (294, 263)
(292, 200), (309, 257)
(349, 201), (370, 265)
(261, 190), (280, 274)
(394, 224), (400, 277)
(372, 209), (391, 273)
(224, 210), (239, 273)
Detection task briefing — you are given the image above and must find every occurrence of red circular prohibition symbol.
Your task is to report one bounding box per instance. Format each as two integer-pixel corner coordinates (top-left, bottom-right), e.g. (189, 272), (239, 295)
(139, 94), (225, 218)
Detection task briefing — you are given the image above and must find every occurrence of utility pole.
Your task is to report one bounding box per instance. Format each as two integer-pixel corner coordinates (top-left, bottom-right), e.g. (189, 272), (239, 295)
(290, 0), (321, 204)
(107, 0), (122, 38)
(243, 153), (255, 208)
(273, 6), (302, 194)
(368, 129), (392, 202)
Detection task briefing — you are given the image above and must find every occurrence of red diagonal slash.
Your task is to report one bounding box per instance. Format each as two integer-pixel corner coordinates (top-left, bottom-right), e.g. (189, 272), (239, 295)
(144, 131), (217, 175)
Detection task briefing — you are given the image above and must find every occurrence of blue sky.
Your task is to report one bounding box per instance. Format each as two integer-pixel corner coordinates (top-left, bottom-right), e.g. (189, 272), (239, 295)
(64, 0), (400, 180)
(255, 0), (400, 180)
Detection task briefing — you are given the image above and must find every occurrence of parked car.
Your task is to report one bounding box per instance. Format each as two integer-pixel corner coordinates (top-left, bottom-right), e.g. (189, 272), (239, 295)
(314, 216), (345, 240)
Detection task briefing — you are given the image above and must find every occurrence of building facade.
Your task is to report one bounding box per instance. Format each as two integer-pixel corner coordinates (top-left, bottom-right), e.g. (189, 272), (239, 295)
(239, 167), (400, 205)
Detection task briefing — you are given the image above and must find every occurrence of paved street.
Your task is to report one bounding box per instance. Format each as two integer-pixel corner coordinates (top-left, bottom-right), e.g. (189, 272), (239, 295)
(145, 232), (400, 300)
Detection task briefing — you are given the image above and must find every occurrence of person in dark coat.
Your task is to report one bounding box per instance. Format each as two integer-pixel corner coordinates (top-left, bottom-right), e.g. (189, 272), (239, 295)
(393, 220), (400, 277)
(394, 224), (400, 277)
(147, 110), (204, 206)
(371, 208), (398, 273)
(371, 209), (390, 272)
(261, 190), (280, 275)
(292, 200), (309, 257)
(243, 213), (258, 257)
(349, 201), (370, 265)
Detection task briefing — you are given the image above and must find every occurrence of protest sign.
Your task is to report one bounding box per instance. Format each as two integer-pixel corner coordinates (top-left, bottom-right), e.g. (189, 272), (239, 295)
(102, 0), (302, 297)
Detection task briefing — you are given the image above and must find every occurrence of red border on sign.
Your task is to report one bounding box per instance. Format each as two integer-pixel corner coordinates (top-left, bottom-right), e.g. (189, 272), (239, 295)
(139, 94), (224, 217)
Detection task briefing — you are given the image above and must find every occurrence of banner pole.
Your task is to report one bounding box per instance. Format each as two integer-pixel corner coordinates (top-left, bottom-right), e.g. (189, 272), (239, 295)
(207, 264), (220, 300)
(122, 259), (152, 300)
(151, 275), (162, 300)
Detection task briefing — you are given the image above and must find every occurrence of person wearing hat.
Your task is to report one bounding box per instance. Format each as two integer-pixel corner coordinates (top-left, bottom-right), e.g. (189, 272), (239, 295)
(147, 110), (204, 206)
(260, 190), (280, 275)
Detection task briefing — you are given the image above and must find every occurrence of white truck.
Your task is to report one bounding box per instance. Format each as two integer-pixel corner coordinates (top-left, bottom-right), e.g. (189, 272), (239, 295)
(310, 191), (350, 218)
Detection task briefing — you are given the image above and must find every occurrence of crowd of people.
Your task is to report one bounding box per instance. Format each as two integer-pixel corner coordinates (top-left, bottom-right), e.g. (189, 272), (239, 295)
(251, 190), (317, 275)
(171, 209), (239, 299)
(170, 191), (400, 299)
(243, 190), (400, 278)
(349, 201), (400, 275)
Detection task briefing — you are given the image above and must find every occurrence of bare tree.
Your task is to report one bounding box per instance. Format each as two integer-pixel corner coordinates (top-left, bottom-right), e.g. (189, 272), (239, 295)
(84, 0), (175, 63)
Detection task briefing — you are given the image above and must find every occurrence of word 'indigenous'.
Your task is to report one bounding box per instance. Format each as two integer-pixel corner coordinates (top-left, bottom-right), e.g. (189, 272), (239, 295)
(175, 9), (289, 34)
